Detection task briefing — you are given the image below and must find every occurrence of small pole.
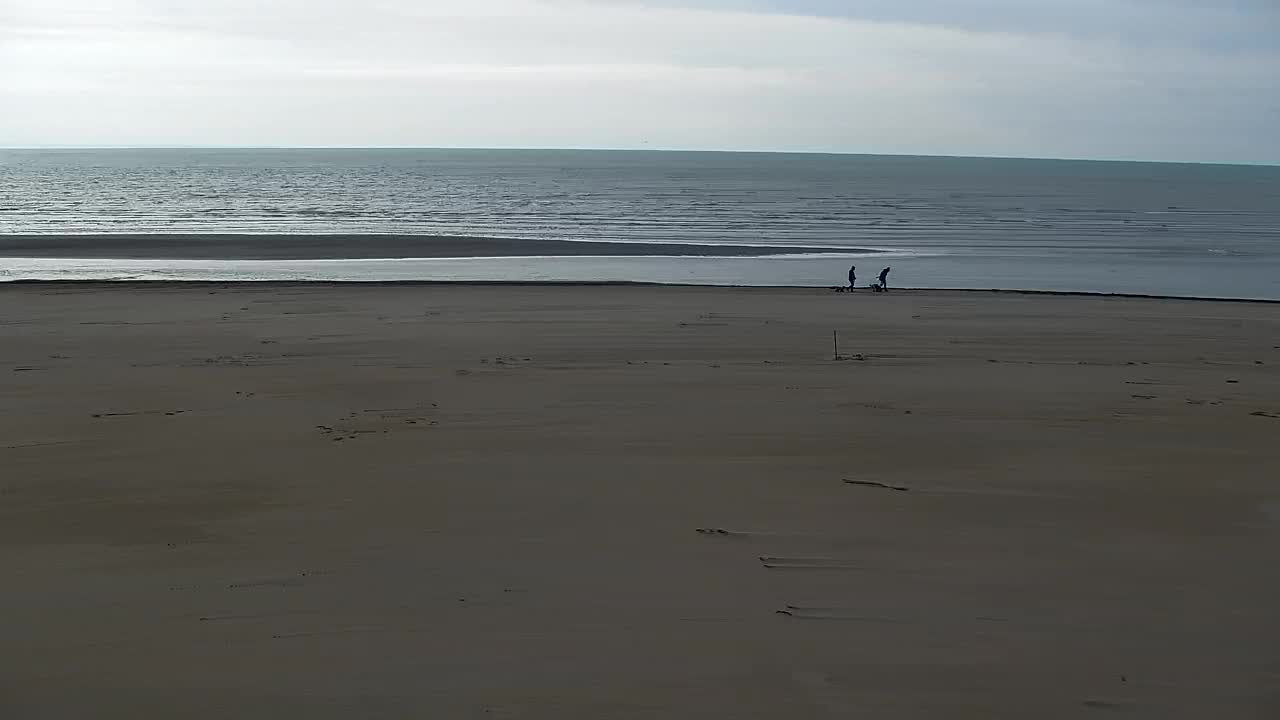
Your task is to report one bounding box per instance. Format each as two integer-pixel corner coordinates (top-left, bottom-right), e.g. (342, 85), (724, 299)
(833, 330), (839, 360)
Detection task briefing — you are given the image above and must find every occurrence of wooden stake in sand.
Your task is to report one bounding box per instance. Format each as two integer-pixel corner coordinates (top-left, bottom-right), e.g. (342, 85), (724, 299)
(833, 330), (839, 361)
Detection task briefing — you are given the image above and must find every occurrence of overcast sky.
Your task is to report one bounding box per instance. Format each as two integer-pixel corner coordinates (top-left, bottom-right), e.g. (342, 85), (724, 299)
(2, 0), (1277, 162)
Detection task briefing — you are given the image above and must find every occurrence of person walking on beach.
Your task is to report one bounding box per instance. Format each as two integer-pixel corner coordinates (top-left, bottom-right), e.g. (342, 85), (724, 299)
(878, 267), (891, 291)
(847, 265), (857, 291)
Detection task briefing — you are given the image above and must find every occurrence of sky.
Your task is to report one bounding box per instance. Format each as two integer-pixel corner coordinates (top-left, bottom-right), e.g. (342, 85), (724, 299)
(1, 0), (1277, 163)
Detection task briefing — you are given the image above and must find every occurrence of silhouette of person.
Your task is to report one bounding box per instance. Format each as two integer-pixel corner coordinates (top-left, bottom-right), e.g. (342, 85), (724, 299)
(847, 265), (857, 291)
(878, 267), (891, 291)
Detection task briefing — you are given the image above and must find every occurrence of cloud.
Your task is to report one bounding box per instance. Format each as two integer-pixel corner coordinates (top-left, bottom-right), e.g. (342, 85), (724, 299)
(1, 0), (1276, 162)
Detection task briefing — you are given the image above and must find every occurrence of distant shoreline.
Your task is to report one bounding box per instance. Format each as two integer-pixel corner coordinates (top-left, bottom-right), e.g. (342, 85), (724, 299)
(2, 281), (1276, 305)
(0, 234), (865, 260)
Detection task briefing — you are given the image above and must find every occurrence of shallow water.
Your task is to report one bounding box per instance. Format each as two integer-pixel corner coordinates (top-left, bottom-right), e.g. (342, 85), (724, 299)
(5, 250), (1277, 300)
(2, 149), (1277, 297)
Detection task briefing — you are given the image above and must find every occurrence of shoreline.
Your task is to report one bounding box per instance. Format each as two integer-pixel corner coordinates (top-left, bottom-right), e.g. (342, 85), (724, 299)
(3, 280), (1278, 305)
(0, 234), (865, 260)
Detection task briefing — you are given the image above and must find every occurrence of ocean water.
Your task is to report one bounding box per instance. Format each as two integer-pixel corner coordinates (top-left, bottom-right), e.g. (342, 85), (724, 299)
(2, 149), (1278, 298)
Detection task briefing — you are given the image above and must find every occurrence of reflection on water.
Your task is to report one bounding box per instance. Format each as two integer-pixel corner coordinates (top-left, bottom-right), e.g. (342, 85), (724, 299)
(3, 251), (1277, 300)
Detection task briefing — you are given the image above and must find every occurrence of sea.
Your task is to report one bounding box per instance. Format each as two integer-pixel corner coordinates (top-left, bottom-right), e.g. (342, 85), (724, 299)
(2, 148), (1278, 299)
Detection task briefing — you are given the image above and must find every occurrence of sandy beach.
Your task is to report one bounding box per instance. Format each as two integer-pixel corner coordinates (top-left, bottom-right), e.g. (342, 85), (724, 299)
(2, 283), (1277, 719)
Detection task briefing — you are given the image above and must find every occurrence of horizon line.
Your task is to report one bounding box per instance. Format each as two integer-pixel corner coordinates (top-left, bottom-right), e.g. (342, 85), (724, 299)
(1, 145), (1276, 168)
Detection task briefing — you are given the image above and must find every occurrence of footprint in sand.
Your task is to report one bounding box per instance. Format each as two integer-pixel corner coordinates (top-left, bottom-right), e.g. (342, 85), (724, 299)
(759, 556), (859, 570)
(1082, 700), (1133, 711)
(774, 605), (906, 622)
(843, 479), (910, 492)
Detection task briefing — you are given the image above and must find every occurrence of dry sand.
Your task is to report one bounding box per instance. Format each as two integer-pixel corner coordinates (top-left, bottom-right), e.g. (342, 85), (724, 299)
(2, 284), (1278, 719)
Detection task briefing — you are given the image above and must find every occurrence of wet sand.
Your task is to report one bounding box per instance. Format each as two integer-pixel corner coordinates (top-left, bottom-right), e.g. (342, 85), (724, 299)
(0, 234), (856, 260)
(2, 284), (1278, 719)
